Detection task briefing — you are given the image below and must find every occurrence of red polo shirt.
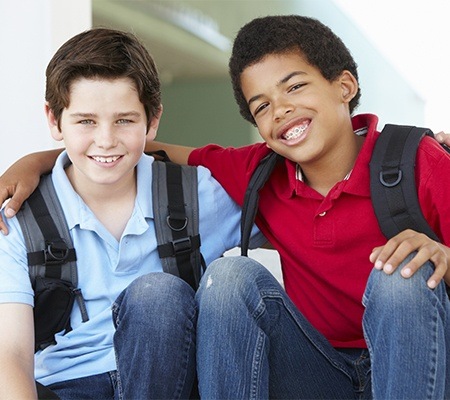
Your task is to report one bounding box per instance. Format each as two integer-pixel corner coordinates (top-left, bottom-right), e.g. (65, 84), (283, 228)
(189, 114), (450, 348)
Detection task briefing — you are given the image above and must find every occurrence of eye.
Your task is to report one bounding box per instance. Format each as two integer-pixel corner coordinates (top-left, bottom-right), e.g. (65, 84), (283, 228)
(253, 102), (269, 116)
(79, 119), (95, 125)
(117, 119), (132, 124)
(288, 83), (306, 93)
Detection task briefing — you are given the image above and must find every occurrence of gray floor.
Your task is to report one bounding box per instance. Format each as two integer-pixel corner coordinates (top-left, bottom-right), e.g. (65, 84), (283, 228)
(223, 247), (284, 286)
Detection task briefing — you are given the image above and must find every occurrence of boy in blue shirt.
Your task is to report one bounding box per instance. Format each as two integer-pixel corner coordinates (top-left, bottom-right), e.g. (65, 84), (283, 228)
(0, 28), (262, 399)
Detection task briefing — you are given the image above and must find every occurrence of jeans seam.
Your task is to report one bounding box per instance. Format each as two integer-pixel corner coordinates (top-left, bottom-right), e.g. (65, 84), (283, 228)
(114, 353), (124, 400)
(250, 329), (265, 400)
(111, 302), (124, 400)
(354, 351), (370, 395)
(425, 296), (439, 400)
(174, 300), (197, 398)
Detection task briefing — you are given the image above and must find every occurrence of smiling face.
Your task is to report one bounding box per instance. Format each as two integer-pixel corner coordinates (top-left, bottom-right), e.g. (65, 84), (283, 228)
(47, 77), (160, 194)
(240, 51), (358, 168)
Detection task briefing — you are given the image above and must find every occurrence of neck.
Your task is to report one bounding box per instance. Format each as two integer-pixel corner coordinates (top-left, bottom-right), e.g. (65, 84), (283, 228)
(301, 133), (365, 196)
(66, 166), (137, 240)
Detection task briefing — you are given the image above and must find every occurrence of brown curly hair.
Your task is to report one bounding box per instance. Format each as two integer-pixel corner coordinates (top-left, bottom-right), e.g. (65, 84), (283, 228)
(229, 15), (361, 125)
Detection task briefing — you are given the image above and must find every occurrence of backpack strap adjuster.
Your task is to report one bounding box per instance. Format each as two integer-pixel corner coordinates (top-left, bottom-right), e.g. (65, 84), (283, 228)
(171, 236), (193, 254)
(27, 240), (76, 267)
(157, 234), (201, 258)
(44, 240), (70, 264)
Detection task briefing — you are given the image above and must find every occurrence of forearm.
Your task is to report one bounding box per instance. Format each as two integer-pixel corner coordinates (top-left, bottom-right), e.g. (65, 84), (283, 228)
(145, 140), (196, 165)
(0, 148), (63, 230)
(0, 359), (37, 399)
(0, 303), (36, 399)
(10, 148), (63, 176)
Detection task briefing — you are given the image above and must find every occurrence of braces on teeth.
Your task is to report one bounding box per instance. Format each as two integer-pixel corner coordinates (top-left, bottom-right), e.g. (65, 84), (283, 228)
(284, 125), (307, 140)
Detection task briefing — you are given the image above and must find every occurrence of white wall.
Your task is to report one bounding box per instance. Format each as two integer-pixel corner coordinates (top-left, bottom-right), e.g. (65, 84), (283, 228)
(0, 0), (92, 174)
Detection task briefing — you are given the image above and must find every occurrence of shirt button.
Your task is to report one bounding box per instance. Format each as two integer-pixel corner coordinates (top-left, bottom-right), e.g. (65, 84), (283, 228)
(318, 212), (327, 217)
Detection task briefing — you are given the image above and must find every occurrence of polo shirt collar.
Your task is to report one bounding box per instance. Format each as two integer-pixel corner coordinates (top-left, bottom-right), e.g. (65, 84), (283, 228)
(342, 113), (379, 197)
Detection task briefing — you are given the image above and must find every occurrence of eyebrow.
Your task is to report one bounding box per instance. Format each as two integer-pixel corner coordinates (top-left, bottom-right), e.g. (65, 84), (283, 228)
(69, 112), (96, 118)
(114, 111), (142, 118)
(247, 71), (306, 106)
(69, 111), (142, 118)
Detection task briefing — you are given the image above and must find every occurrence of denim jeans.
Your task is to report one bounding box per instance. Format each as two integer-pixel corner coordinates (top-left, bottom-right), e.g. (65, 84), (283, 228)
(48, 272), (197, 399)
(196, 255), (450, 399)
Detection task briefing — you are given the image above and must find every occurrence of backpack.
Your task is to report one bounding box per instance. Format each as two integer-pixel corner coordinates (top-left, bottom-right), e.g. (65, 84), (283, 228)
(16, 158), (204, 352)
(240, 124), (450, 294)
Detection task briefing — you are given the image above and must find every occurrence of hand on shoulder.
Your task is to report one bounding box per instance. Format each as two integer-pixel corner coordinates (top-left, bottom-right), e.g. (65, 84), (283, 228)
(435, 131), (450, 148)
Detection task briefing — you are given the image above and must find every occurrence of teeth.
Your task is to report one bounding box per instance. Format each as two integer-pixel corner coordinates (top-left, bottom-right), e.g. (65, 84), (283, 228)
(283, 125), (307, 140)
(92, 156), (120, 163)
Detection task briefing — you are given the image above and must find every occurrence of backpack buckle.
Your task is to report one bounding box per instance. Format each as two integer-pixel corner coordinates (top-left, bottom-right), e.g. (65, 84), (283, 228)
(44, 240), (70, 265)
(171, 237), (192, 255)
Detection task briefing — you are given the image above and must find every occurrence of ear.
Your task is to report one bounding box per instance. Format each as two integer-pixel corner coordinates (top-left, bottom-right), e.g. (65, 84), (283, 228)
(338, 70), (358, 104)
(45, 103), (64, 141)
(146, 104), (163, 142)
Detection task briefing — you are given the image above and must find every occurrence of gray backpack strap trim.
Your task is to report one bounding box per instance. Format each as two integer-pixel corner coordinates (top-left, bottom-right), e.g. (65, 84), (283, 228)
(16, 174), (88, 351)
(16, 174), (78, 284)
(152, 160), (203, 289)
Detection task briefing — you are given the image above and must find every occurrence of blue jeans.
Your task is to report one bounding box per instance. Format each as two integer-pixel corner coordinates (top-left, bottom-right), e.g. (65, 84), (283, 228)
(48, 273), (197, 399)
(196, 255), (450, 399)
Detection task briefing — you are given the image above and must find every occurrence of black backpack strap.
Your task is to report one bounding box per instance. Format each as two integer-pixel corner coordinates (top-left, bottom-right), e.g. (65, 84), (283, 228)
(369, 124), (440, 241)
(152, 160), (204, 290)
(16, 174), (89, 350)
(240, 151), (281, 256)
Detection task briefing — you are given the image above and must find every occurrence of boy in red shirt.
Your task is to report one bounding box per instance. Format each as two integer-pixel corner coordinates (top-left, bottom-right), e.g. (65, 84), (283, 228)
(1, 15), (450, 399)
(191, 15), (450, 399)
(193, 116), (450, 398)
(188, 15), (450, 399)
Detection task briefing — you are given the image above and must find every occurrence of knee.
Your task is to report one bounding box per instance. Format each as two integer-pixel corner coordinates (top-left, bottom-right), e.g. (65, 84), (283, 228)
(363, 253), (435, 309)
(200, 256), (267, 289)
(196, 256), (274, 307)
(113, 273), (196, 326)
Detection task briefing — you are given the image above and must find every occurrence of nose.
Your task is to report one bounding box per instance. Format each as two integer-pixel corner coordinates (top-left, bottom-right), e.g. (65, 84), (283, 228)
(273, 98), (294, 121)
(94, 125), (117, 149)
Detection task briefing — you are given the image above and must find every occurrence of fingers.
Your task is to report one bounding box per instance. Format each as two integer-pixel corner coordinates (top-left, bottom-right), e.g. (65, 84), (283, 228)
(0, 215), (9, 235)
(0, 185), (29, 236)
(0, 202), (14, 235)
(3, 196), (22, 218)
(0, 186), (16, 235)
(370, 230), (447, 288)
(435, 131), (445, 143)
(435, 131), (450, 148)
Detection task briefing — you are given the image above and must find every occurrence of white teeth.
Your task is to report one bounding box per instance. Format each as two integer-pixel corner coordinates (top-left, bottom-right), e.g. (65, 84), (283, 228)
(283, 125), (307, 140)
(92, 156), (120, 163)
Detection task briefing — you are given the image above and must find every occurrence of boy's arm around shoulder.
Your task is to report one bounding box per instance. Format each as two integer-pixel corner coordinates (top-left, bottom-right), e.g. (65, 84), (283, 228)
(0, 302), (37, 398)
(145, 140), (195, 165)
(0, 148), (63, 235)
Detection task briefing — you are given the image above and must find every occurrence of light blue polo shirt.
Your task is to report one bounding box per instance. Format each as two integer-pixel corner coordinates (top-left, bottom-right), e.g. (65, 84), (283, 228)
(0, 152), (264, 386)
